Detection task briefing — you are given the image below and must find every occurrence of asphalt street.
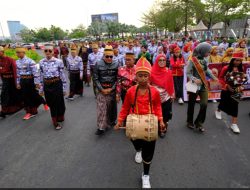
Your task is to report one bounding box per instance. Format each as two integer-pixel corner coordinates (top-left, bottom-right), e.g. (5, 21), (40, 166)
(0, 80), (250, 188)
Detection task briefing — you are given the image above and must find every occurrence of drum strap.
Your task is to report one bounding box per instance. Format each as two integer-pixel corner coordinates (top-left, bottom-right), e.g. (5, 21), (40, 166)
(132, 85), (152, 114)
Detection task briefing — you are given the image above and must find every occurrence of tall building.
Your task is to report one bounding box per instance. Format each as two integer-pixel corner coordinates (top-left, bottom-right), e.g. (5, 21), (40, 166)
(7, 21), (26, 40)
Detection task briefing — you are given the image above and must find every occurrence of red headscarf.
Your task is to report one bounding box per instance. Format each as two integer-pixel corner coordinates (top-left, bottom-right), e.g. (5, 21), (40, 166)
(150, 54), (175, 96)
(183, 43), (192, 53)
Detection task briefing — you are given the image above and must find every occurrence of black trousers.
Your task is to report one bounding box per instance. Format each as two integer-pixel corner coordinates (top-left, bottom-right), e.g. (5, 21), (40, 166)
(173, 76), (184, 99)
(20, 78), (45, 114)
(187, 90), (208, 126)
(90, 66), (97, 96)
(131, 140), (156, 164)
(121, 89), (127, 103)
(162, 99), (172, 123)
(69, 72), (83, 97)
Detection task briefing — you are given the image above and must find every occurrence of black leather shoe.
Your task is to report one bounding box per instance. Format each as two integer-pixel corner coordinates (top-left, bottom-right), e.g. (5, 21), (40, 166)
(95, 129), (105, 135)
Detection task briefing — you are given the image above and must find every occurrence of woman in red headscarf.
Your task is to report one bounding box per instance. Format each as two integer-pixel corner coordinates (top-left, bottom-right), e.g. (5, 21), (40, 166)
(170, 47), (185, 104)
(151, 54), (175, 138)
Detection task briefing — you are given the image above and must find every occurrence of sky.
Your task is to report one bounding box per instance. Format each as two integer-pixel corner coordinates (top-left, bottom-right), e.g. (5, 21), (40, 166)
(0, 0), (156, 37)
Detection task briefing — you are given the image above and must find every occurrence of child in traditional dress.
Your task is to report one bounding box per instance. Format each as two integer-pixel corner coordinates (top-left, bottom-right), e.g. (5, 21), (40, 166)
(115, 57), (166, 188)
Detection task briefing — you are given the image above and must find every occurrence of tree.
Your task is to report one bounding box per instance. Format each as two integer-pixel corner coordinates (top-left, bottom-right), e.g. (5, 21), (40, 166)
(127, 25), (138, 37)
(141, 7), (160, 37)
(205, 0), (249, 36)
(119, 23), (129, 39)
(69, 24), (87, 39)
(142, 0), (208, 35)
(19, 28), (36, 43)
(87, 21), (106, 39)
(106, 22), (120, 38)
(143, 0), (249, 37)
(35, 28), (51, 42)
(50, 25), (67, 40)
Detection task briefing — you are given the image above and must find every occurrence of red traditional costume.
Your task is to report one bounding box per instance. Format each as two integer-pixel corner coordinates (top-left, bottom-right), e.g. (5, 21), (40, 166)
(170, 47), (185, 102)
(0, 52), (23, 116)
(116, 53), (137, 103)
(117, 57), (163, 188)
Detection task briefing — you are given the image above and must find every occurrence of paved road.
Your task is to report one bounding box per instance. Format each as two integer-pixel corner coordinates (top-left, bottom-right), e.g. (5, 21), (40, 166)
(0, 83), (250, 188)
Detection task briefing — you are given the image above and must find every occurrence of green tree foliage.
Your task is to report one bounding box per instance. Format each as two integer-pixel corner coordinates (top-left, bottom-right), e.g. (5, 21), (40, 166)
(87, 21), (141, 39)
(19, 25), (67, 42)
(19, 28), (35, 43)
(35, 28), (51, 42)
(87, 21), (106, 39)
(142, 0), (249, 34)
(205, 0), (249, 33)
(106, 22), (120, 38)
(50, 25), (67, 40)
(69, 24), (87, 39)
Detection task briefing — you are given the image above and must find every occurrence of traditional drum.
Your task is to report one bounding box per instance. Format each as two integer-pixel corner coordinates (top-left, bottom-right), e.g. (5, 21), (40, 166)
(125, 86), (158, 142)
(126, 114), (158, 141)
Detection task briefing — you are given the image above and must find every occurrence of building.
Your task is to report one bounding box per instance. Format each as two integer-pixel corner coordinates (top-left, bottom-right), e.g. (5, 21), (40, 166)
(91, 13), (119, 23)
(7, 21), (26, 41)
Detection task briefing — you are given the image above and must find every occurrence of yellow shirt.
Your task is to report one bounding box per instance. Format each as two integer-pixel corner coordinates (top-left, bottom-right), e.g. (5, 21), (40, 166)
(209, 55), (222, 63)
(221, 56), (232, 63)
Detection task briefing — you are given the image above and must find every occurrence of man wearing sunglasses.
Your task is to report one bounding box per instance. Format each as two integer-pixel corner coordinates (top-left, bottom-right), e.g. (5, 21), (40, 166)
(39, 45), (67, 130)
(93, 46), (119, 135)
(87, 44), (103, 96)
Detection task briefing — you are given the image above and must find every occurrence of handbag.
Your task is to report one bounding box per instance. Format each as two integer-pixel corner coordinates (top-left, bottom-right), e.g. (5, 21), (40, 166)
(185, 80), (198, 93)
(125, 86), (158, 142)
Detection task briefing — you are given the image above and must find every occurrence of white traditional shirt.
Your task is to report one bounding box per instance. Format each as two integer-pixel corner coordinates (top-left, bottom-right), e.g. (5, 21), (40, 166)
(39, 57), (67, 93)
(16, 56), (40, 85)
(66, 55), (83, 77)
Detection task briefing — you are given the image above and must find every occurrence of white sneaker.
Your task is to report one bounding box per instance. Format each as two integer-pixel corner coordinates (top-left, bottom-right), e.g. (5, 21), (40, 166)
(178, 98), (184, 104)
(230, 124), (240, 134)
(213, 100), (217, 103)
(215, 110), (222, 120)
(142, 175), (151, 188)
(135, 151), (142, 164)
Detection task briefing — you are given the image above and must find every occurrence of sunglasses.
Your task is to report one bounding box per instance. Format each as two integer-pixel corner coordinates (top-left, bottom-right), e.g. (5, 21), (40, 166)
(105, 55), (113, 59)
(44, 49), (52, 53)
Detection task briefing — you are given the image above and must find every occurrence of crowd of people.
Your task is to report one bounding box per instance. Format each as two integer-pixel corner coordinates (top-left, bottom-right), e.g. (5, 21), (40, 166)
(0, 36), (250, 188)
